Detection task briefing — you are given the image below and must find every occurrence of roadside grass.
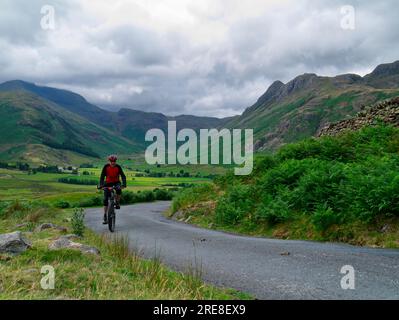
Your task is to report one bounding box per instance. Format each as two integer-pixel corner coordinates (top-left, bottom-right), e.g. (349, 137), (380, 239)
(171, 188), (399, 249)
(0, 202), (249, 300)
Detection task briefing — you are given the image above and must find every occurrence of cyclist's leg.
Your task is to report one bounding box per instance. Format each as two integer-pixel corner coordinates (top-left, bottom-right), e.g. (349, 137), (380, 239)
(103, 187), (110, 222)
(115, 183), (122, 209)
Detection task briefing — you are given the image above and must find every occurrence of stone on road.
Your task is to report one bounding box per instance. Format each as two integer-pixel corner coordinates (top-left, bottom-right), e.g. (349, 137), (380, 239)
(85, 201), (399, 300)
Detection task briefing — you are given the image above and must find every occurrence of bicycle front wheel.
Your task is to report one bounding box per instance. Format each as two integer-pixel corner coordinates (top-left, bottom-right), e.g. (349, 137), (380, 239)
(108, 202), (115, 232)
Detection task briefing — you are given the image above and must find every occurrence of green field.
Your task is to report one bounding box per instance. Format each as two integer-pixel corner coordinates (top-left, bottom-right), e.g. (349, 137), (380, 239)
(0, 166), (212, 205)
(92, 157), (230, 175)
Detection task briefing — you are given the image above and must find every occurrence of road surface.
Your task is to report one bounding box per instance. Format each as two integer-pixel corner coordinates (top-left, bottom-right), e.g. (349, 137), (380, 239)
(85, 201), (399, 299)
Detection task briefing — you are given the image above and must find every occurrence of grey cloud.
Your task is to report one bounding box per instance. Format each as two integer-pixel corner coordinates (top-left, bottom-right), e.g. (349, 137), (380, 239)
(88, 24), (177, 66)
(0, 0), (76, 44)
(224, 0), (399, 81)
(0, 0), (398, 117)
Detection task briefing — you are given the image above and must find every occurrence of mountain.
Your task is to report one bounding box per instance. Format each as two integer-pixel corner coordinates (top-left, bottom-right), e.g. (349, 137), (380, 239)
(225, 60), (399, 151)
(114, 109), (231, 146)
(0, 81), (228, 165)
(364, 60), (399, 88)
(0, 90), (140, 165)
(1, 60), (398, 165)
(0, 80), (228, 141)
(0, 80), (113, 130)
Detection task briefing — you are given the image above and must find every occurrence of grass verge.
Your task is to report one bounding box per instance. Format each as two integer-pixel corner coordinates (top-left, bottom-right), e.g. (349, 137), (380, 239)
(169, 198), (399, 248)
(0, 201), (250, 299)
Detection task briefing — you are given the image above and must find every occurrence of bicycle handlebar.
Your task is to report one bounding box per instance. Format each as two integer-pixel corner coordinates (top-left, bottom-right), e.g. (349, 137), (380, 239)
(97, 185), (125, 190)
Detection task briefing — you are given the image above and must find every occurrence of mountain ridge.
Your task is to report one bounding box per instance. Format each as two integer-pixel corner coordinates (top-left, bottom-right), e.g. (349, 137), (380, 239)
(0, 80), (230, 152)
(0, 90), (140, 165)
(225, 60), (399, 151)
(1, 60), (399, 164)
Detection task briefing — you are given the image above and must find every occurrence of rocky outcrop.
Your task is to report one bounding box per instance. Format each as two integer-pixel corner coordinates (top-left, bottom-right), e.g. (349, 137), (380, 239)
(364, 61), (399, 89)
(318, 97), (399, 137)
(35, 223), (67, 233)
(0, 231), (31, 254)
(365, 61), (399, 79)
(255, 81), (285, 106)
(49, 236), (100, 255)
(245, 74), (320, 114)
(283, 73), (319, 97)
(59, 234), (82, 241)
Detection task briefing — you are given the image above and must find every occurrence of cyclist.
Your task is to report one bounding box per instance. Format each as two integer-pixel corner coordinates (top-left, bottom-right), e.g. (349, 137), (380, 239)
(99, 155), (127, 224)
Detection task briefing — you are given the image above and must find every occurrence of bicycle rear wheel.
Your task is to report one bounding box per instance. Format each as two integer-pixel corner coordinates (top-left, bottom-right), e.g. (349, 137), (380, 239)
(108, 201), (115, 232)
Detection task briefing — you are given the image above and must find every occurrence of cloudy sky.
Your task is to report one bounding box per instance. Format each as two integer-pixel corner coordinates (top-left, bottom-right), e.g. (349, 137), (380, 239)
(0, 0), (398, 117)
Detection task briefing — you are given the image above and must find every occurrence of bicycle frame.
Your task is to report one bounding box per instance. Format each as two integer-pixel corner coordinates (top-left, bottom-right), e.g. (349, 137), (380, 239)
(101, 186), (118, 232)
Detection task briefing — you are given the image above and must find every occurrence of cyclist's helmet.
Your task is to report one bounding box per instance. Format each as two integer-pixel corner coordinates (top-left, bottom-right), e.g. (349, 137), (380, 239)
(108, 154), (118, 162)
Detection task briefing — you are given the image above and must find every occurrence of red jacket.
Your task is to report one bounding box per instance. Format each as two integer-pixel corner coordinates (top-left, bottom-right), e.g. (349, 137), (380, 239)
(100, 164), (126, 186)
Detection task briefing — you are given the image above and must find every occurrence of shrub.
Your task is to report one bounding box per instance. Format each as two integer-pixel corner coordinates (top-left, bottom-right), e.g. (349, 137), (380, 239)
(194, 125), (399, 233)
(77, 195), (102, 208)
(71, 208), (85, 237)
(215, 184), (253, 225)
(154, 188), (173, 200)
(255, 195), (292, 225)
(252, 155), (277, 175)
(121, 191), (137, 205)
(137, 190), (155, 202)
(341, 156), (399, 222)
(277, 125), (399, 163)
(58, 177), (97, 185)
(55, 200), (70, 209)
(289, 160), (347, 212)
(214, 170), (238, 188)
(311, 204), (341, 232)
(258, 159), (316, 195)
(172, 184), (216, 212)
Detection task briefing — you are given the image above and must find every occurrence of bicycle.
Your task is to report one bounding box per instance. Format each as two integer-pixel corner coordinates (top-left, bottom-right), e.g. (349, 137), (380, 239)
(98, 185), (120, 232)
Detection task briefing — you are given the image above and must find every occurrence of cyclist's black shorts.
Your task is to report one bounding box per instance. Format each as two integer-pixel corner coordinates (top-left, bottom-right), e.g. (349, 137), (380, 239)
(103, 182), (122, 206)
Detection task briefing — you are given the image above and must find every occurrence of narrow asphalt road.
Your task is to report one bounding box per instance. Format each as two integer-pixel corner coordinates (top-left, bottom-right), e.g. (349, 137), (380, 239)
(85, 201), (399, 299)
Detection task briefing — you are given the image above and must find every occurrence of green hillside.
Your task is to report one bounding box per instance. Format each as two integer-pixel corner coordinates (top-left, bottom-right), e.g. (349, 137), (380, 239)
(0, 91), (140, 165)
(172, 120), (399, 248)
(0, 80), (113, 130)
(0, 81), (230, 156)
(0, 88), (230, 165)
